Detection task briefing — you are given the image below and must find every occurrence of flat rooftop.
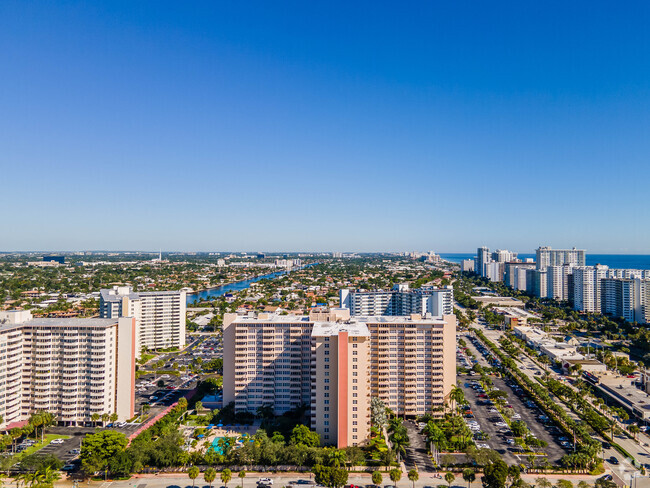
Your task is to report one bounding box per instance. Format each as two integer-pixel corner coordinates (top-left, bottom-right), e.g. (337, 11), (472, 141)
(311, 321), (370, 337)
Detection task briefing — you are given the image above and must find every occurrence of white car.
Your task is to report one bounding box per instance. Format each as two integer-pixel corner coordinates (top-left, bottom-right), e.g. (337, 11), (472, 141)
(495, 422), (508, 427)
(50, 438), (65, 445)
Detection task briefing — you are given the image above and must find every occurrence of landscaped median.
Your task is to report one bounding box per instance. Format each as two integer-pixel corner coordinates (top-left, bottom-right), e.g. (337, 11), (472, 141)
(471, 329), (604, 473)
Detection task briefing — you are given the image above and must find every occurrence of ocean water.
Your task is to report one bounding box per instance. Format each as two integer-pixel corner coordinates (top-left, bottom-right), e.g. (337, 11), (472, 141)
(439, 253), (650, 270)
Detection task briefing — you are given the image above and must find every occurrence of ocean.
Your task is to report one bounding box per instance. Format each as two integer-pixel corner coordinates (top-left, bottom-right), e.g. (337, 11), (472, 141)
(439, 253), (650, 270)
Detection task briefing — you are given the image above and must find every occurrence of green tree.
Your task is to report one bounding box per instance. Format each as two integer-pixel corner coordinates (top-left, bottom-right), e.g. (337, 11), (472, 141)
(328, 449), (347, 468)
(535, 479), (552, 488)
(556, 481), (573, 488)
(445, 472), (456, 487)
(408, 469), (419, 488)
(221, 468), (232, 488)
(188, 466), (200, 488)
(80, 430), (128, 477)
(463, 469), (476, 488)
(290, 425), (321, 447)
(372, 471), (383, 486)
(204, 468), (216, 488)
(482, 460), (508, 488)
(390, 468), (402, 487)
(238, 471), (246, 488)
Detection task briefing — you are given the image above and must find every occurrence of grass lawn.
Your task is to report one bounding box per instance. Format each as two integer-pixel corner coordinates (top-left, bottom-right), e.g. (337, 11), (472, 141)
(16, 433), (71, 458)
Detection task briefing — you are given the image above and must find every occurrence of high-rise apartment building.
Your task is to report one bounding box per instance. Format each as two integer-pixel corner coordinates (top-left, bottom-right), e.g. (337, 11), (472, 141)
(310, 321), (371, 448)
(572, 265), (609, 313)
(0, 311), (135, 429)
(223, 311), (456, 448)
(601, 278), (649, 324)
(340, 285), (453, 317)
(477, 247), (490, 277)
(492, 249), (517, 263)
(536, 247), (586, 270)
(460, 259), (475, 273)
(100, 286), (186, 355)
(504, 262), (536, 288)
(547, 265), (575, 302)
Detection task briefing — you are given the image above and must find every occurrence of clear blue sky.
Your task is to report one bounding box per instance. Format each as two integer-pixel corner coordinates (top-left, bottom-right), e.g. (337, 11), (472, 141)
(1, 1), (649, 253)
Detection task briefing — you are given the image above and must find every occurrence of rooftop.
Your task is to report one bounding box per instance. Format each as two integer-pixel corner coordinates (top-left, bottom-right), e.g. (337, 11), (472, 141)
(311, 321), (370, 337)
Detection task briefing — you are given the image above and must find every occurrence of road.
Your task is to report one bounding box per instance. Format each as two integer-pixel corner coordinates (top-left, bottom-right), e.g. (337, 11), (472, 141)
(469, 321), (640, 485)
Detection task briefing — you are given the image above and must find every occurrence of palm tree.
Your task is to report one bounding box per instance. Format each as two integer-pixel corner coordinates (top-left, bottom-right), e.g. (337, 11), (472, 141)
(221, 468), (232, 488)
(449, 386), (465, 414)
(110, 412), (118, 423)
(389, 431), (409, 464)
(204, 468), (216, 488)
(101, 413), (110, 426)
(328, 448), (347, 468)
(462, 469), (475, 488)
(188, 466), (200, 488)
(628, 424), (640, 440)
(238, 470), (246, 488)
(407, 469), (418, 488)
(91, 413), (100, 427)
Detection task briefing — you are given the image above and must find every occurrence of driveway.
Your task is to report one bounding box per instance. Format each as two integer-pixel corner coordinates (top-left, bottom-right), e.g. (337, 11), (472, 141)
(403, 421), (436, 472)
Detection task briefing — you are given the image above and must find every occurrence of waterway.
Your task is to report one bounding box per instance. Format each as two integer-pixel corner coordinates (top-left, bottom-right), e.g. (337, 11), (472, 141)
(186, 270), (289, 304)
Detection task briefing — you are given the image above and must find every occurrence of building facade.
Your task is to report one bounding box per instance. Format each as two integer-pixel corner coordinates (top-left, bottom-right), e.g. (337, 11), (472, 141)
(536, 247), (586, 270)
(223, 311), (456, 448)
(0, 311), (135, 429)
(340, 285), (453, 317)
(100, 286), (186, 355)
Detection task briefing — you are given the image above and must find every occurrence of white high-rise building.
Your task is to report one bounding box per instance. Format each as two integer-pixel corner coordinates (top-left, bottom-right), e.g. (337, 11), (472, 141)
(492, 249), (517, 263)
(572, 265), (609, 313)
(0, 311), (135, 429)
(341, 285), (453, 317)
(100, 286), (186, 355)
(547, 265), (575, 302)
(461, 259), (475, 273)
(536, 247), (586, 270)
(602, 278), (649, 324)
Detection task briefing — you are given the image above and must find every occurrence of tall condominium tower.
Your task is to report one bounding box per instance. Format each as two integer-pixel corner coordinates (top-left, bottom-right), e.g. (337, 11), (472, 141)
(0, 310), (135, 429)
(100, 285), (186, 355)
(223, 310), (456, 448)
(536, 247), (586, 270)
(340, 285), (453, 317)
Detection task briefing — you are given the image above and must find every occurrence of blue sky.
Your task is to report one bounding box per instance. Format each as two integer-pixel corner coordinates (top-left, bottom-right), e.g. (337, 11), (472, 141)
(1, 1), (649, 253)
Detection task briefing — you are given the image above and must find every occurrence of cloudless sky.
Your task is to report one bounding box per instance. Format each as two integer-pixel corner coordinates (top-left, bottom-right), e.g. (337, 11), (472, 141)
(1, 1), (649, 253)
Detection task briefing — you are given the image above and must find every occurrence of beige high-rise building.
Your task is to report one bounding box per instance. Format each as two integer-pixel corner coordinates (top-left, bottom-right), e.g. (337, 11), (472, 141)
(223, 310), (456, 448)
(365, 314), (456, 416)
(310, 321), (371, 448)
(0, 311), (135, 429)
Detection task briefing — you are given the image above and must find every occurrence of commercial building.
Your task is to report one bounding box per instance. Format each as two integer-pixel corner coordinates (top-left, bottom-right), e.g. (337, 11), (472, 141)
(223, 310), (456, 448)
(340, 285), (453, 317)
(100, 286), (186, 355)
(0, 310), (135, 429)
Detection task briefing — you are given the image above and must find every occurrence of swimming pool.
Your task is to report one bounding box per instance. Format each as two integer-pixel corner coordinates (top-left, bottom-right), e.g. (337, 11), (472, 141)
(210, 437), (225, 454)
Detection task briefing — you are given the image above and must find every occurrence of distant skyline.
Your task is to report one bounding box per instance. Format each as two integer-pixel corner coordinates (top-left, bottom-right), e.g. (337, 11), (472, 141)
(1, 2), (649, 253)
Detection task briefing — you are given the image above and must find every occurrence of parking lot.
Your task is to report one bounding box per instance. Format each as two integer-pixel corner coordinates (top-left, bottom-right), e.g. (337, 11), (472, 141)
(460, 375), (567, 465)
